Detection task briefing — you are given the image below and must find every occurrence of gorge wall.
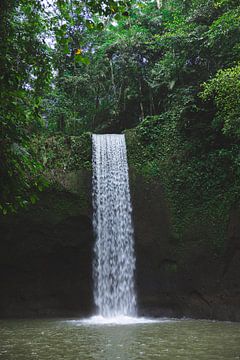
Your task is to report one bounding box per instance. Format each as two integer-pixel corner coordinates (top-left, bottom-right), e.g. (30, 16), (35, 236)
(0, 169), (239, 321)
(0, 172), (94, 318)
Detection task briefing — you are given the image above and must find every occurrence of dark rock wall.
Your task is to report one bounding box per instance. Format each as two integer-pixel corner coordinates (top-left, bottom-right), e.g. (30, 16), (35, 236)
(0, 169), (239, 320)
(0, 189), (94, 318)
(130, 173), (240, 321)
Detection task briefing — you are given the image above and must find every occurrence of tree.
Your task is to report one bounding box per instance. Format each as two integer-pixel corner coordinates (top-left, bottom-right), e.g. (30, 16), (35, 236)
(200, 63), (240, 137)
(0, 0), (51, 214)
(0, 0), (132, 214)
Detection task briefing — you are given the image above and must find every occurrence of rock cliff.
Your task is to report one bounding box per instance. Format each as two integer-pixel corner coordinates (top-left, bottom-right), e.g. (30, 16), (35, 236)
(0, 170), (239, 321)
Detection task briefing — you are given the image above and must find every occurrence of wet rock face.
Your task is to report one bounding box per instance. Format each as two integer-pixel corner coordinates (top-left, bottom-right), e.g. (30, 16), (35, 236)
(0, 192), (94, 318)
(0, 171), (240, 321)
(130, 173), (240, 322)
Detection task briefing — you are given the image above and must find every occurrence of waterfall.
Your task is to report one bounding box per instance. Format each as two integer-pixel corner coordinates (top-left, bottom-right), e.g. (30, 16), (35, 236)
(92, 134), (136, 318)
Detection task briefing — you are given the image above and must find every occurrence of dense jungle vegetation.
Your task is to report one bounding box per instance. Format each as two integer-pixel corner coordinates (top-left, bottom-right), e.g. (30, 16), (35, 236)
(1, 0), (240, 247)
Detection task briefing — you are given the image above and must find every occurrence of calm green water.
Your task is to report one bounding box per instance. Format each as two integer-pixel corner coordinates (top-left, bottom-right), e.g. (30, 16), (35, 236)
(0, 318), (240, 360)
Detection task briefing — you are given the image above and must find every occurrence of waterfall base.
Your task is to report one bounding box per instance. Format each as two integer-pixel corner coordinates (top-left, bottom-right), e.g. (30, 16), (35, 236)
(68, 316), (167, 325)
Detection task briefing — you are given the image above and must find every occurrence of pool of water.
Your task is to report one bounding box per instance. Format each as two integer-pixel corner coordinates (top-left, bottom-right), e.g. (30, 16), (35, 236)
(0, 318), (240, 359)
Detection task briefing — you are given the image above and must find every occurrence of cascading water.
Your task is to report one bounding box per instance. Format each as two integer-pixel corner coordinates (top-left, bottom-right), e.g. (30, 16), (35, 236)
(92, 134), (136, 318)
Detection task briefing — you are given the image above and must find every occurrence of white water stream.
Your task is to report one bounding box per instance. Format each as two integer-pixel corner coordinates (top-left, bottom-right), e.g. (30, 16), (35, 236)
(92, 134), (137, 320)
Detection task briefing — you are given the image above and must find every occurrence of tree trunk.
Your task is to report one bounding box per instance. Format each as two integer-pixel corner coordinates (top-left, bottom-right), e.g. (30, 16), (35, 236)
(109, 59), (117, 99)
(138, 78), (145, 120)
(156, 0), (162, 9)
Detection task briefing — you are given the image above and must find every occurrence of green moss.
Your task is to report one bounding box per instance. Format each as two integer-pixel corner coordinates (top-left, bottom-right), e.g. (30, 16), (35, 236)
(32, 132), (92, 173)
(126, 109), (240, 253)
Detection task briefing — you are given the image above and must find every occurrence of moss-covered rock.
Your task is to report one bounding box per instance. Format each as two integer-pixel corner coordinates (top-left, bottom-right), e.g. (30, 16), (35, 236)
(130, 170), (240, 321)
(125, 117), (240, 254)
(32, 132), (92, 173)
(1, 133), (240, 321)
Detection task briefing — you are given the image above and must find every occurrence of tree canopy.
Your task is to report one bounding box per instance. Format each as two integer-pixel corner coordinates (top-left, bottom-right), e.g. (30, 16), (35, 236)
(0, 0), (240, 238)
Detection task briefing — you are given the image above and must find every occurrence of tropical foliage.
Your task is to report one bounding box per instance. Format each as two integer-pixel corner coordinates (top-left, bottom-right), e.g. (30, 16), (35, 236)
(0, 0), (130, 213)
(1, 0), (240, 248)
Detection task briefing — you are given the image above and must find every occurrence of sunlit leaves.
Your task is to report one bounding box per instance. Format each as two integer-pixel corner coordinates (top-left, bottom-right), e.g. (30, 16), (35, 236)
(86, 20), (95, 30)
(75, 55), (90, 65)
(85, 0), (131, 16)
(75, 49), (82, 55)
(200, 63), (240, 137)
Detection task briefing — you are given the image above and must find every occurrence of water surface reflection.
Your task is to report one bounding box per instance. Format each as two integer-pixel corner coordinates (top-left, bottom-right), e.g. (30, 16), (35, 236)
(0, 319), (240, 360)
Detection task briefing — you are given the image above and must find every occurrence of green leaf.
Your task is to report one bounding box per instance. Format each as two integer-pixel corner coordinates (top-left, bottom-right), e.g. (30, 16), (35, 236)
(30, 195), (38, 204)
(75, 56), (91, 65)
(97, 22), (104, 30)
(86, 20), (95, 30)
